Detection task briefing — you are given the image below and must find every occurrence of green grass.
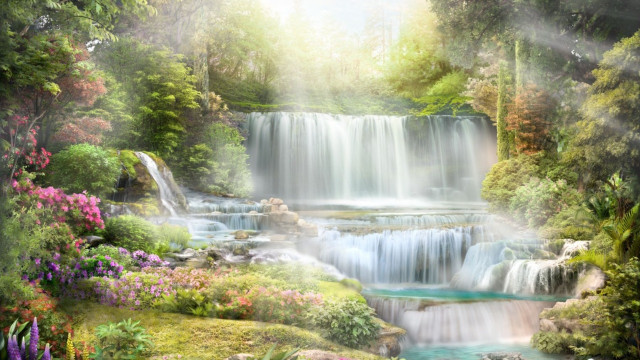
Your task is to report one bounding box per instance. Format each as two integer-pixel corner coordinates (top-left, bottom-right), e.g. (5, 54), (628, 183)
(63, 301), (383, 360)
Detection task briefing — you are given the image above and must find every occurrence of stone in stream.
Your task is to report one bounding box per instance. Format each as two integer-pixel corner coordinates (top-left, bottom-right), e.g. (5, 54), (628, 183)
(481, 352), (526, 360)
(234, 230), (249, 240)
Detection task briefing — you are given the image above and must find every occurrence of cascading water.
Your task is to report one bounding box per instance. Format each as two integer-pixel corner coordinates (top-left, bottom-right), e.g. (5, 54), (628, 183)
(135, 152), (186, 216)
(247, 112), (496, 203)
(246, 112), (575, 359)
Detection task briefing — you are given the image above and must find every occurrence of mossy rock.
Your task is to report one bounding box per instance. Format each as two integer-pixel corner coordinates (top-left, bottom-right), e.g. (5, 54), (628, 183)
(62, 301), (383, 360)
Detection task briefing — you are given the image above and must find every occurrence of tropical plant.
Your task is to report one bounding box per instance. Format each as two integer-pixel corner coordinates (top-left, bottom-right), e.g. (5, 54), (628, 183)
(92, 319), (153, 360)
(602, 204), (640, 263)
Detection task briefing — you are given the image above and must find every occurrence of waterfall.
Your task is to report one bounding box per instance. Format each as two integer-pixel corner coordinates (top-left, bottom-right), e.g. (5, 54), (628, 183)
(318, 227), (492, 284)
(135, 152), (186, 216)
(367, 297), (552, 344)
(246, 112), (496, 202)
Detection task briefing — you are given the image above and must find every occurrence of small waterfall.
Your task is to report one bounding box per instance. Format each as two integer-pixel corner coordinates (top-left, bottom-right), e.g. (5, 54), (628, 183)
(318, 227), (491, 284)
(502, 260), (578, 295)
(246, 112), (496, 202)
(193, 213), (267, 230)
(451, 242), (509, 291)
(368, 297), (552, 344)
(134, 152), (186, 216)
(372, 214), (492, 227)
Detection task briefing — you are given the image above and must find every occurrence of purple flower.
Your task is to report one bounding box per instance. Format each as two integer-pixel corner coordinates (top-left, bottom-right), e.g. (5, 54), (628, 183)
(35, 258), (41, 265)
(52, 253), (60, 261)
(7, 335), (21, 360)
(41, 344), (51, 360)
(30, 317), (39, 360)
(20, 338), (26, 360)
(46, 272), (52, 281)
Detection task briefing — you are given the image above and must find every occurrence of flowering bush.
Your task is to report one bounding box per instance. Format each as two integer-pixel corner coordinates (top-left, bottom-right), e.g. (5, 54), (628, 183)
(12, 177), (104, 232)
(218, 286), (323, 325)
(142, 267), (217, 290)
(94, 272), (176, 310)
(132, 250), (169, 268)
(1, 115), (51, 180)
(82, 245), (136, 270)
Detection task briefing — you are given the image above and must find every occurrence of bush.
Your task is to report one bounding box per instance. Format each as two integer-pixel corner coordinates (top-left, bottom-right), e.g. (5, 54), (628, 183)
(510, 178), (582, 227)
(310, 299), (380, 348)
(531, 330), (585, 354)
(103, 215), (157, 253)
(82, 245), (136, 270)
(94, 272), (175, 310)
(481, 154), (541, 211)
(540, 206), (595, 240)
(155, 223), (191, 254)
(47, 144), (120, 197)
(93, 318), (153, 359)
(158, 288), (215, 317)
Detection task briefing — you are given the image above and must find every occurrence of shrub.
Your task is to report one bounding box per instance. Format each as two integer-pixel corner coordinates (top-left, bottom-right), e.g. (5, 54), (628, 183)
(93, 319), (153, 359)
(339, 278), (363, 292)
(47, 144), (120, 197)
(82, 246), (136, 270)
(540, 206), (595, 240)
(131, 250), (169, 268)
(510, 178), (582, 227)
(158, 288), (215, 317)
(481, 154), (541, 211)
(103, 215), (157, 253)
(155, 223), (191, 254)
(531, 330), (584, 354)
(94, 272), (176, 310)
(310, 299), (380, 348)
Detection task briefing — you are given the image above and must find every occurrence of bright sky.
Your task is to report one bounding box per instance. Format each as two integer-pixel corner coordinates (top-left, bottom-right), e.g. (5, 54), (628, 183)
(260, 0), (409, 34)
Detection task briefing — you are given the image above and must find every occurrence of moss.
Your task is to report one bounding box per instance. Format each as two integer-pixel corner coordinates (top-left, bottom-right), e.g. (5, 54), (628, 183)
(62, 301), (382, 360)
(318, 281), (366, 304)
(118, 150), (141, 179)
(339, 278), (363, 292)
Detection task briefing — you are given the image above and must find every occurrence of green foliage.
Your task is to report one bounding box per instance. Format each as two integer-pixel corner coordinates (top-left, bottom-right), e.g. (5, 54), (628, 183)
(540, 205), (595, 240)
(158, 288), (215, 318)
(481, 154), (541, 211)
(47, 144), (120, 197)
(416, 71), (471, 115)
(510, 177), (582, 227)
(602, 204), (640, 263)
(155, 224), (191, 254)
(92, 318), (153, 360)
(95, 38), (200, 156)
(249, 344), (299, 360)
(103, 215), (157, 254)
(531, 330), (588, 354)
(176, 122), (252, 197)
(82, 245), (136, 271)
(575, 259), (640, 358)
(565, 30), (640, 188)
(310, 299), (380, 349)
(339, 278), (363, 293)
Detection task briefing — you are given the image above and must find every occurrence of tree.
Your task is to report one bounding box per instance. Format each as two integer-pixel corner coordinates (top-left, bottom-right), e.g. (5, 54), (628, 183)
(564, 30), (640, 188)
(94, 38), (201, 156)
(505, 83), (555, 154)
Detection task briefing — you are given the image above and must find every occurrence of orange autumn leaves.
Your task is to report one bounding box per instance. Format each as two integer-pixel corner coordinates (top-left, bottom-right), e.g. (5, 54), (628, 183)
(506, 84), (555, 155)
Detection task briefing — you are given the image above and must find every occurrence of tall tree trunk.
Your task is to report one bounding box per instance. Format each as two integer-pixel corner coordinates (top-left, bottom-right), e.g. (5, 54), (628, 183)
(496, 61), (510, 161)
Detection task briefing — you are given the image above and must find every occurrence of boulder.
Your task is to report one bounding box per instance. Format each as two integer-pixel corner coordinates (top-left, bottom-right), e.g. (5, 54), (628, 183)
(269, 197), (284, 205)
(280, 211), (299, 224)
(260, 199), (268, 205)
(248, 210), (259, 215)
(365, 320), (406, 357)
(278, 204), (288, 212)
(172, 248), (197, 261)
(235, 230), (249, 240)
(480, 353), (526, 360)
(84, 235), (105, 247)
